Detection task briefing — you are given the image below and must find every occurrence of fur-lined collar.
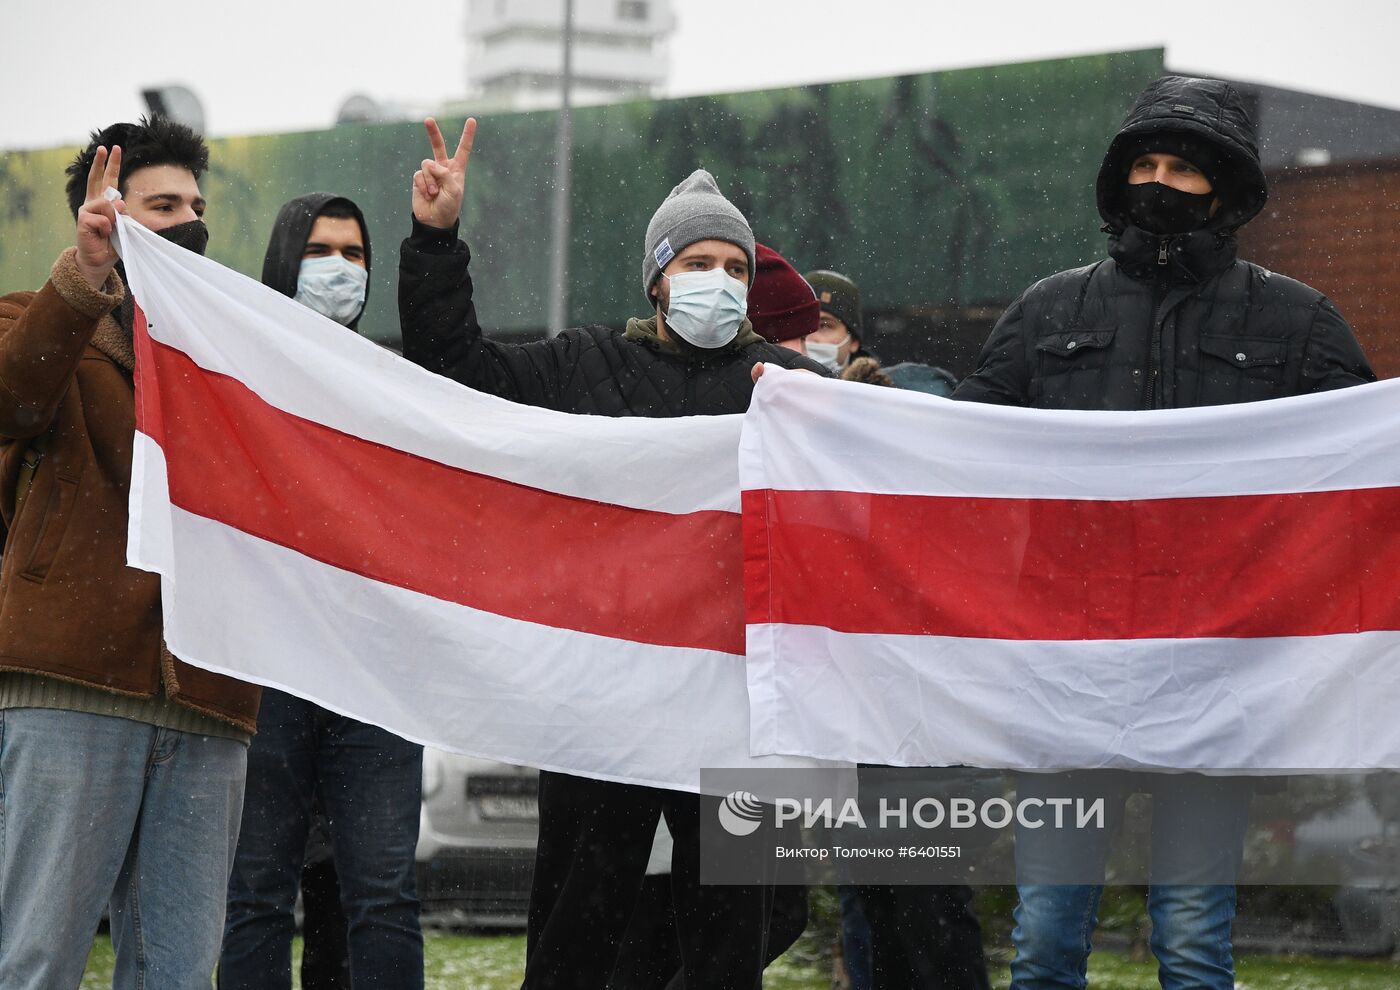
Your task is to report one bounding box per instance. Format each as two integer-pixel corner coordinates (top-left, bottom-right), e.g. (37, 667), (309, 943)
(89, 314), (135, 372)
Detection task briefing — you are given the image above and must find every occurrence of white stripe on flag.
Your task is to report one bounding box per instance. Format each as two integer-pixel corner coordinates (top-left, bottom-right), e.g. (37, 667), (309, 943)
(747, 623), (1400, 772)
(742, 366), (1400, 501)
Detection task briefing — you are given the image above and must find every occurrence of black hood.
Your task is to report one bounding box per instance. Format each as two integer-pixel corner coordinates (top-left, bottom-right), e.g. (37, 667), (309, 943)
(261, 192), (372, 329)
(1097, 75), (1268, 235)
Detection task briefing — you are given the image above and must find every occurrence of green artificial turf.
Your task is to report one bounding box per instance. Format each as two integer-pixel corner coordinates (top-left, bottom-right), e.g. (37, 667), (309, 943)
(81, 931), (1400, 989)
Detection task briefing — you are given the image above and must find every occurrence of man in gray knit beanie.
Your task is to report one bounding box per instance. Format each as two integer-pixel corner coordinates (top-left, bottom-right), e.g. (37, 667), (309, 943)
(642, 168), (756, 306)
(636, 168), (761, 352)
(400, 118), (824, 990)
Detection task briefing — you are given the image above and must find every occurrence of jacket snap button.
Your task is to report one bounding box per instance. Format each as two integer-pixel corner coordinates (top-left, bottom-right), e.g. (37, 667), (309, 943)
(1235, 352), (1247, 362)
(1067, 341), (1077, 350)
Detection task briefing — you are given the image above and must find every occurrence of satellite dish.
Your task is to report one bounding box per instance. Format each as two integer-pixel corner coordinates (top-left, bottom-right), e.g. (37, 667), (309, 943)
(337, 95), (385, 125)
(141, 85), (205, 134)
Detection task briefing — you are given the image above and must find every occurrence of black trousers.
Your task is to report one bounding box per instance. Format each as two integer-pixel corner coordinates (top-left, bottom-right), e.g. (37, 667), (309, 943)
(608, 874), (682, 990)
(524, 771), (780, 990)
(855, 884), (990, 990)
(608, 880), (809, 990)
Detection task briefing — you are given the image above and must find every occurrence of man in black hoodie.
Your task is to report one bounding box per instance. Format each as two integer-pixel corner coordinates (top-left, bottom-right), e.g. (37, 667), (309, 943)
(220, 194), (425, 990)
(955, 77), (1374, 990)
(258, 193), (373, 330)
(400, 118), (823, 990)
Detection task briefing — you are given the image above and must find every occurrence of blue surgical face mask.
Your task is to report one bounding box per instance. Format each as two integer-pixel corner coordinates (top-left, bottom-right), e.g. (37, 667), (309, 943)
(662, 267), (748, 350)
(294, 255), (368, 327)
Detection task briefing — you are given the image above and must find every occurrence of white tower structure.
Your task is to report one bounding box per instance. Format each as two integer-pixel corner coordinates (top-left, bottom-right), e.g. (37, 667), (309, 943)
(464, 0), (674, 111)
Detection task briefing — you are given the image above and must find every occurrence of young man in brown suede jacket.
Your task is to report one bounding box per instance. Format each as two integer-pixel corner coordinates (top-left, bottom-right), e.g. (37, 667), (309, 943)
(0, 117), (260, 989)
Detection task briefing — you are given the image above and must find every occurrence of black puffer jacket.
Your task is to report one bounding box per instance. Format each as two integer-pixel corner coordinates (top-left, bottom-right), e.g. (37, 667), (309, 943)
(399, 221), (826, 415)
(955, 76), (1374, 410)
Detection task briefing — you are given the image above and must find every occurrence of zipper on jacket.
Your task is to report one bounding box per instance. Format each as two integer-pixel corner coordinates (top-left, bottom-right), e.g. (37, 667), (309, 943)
(683, 361), (697, 412)
(1145, 318), (1162, 408)
(1144, 236), (1180, 407)
(1144, 272), (1168, 409)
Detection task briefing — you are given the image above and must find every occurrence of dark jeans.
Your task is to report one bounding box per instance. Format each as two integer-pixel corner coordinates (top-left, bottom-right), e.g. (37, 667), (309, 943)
(525, 770), (783, 990)
(220, 689), (424, 990)
(300, 856), (351, 990)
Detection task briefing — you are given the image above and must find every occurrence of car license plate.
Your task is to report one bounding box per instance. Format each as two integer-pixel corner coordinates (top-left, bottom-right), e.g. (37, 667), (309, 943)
(479, 796), (539, 821)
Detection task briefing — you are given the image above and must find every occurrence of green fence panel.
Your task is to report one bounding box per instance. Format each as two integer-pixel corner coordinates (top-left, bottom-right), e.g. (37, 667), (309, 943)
(0, 49), (1163, 343)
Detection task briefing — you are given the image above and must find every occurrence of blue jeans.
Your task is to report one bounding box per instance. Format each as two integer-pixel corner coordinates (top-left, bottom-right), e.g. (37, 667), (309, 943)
(1010, 771), (1251, 990)
(0, 707), (247, 990)
(220, 689), (423, 990)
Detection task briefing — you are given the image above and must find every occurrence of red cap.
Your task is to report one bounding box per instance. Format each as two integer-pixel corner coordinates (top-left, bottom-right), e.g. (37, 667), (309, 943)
(748, 242), (819, 343)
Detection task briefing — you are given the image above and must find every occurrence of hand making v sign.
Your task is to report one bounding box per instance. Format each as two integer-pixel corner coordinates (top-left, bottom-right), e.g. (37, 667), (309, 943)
(74, 145), (125, 290)
(412, 117), (477, 231)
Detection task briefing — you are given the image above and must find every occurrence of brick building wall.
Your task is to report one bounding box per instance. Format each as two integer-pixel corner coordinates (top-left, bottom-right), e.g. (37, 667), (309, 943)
(1239, 158), (1400, 379)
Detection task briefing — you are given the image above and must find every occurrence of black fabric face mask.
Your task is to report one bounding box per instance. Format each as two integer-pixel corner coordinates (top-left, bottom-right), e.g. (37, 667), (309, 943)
(1123, 182), (1215, 236)
(155, 218), (210, 256)
(112, 220), (210, 338)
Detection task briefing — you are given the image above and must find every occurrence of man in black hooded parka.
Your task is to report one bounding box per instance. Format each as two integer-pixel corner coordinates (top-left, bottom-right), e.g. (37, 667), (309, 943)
(955, 76), (1374, 990)
(956, 75), (1372, 411)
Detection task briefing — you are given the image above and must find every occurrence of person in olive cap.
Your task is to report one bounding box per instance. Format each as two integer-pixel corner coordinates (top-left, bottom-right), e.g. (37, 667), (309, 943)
(955, 76), (1374, 990)
(806, 268), (960, 395)
(398, 118), (822, 990)
(804, 268), (868, 372)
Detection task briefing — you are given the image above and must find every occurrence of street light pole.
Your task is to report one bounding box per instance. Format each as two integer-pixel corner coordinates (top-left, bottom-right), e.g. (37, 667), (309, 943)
(547, 0), (574, 337)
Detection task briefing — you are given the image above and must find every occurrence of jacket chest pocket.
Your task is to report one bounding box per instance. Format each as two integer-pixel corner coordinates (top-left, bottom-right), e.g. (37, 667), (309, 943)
(1031, 328), (1117, 405)
(1197, 333), (1287, 404)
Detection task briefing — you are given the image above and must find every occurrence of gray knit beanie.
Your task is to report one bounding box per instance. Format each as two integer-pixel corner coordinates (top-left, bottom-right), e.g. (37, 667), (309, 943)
(641, 169), (755, 306)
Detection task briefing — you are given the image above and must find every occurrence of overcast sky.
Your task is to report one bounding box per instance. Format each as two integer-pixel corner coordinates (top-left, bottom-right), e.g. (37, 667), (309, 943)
(2, 0), (1397, 152)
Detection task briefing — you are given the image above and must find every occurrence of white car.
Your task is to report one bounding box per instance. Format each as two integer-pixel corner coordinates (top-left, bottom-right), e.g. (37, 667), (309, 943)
(415, 748), (540, 928)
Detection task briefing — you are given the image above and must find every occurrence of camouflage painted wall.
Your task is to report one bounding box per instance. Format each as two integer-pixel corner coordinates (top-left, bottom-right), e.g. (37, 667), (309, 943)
(0, 49), (1163, 344)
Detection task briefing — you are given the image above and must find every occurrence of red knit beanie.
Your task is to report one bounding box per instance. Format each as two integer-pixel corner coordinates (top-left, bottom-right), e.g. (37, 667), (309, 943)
(748, 243), (819, 343)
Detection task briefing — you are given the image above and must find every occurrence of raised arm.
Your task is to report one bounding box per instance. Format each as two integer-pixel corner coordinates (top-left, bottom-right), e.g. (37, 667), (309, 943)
(399, 118), (579, 408)
(0, 146), (126, 438)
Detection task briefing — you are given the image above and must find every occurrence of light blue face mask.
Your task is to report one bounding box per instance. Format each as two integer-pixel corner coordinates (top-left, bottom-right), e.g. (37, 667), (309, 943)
(663, 267), (748, 349)
(805, 333), (850, 373)
(294, 255), (368, 327)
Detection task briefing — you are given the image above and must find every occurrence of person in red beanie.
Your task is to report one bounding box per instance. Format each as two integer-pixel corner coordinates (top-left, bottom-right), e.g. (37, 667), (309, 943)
(748, 242), (820, 354)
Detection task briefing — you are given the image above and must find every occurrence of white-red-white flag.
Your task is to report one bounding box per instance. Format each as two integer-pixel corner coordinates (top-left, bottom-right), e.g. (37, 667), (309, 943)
(741, 368), (1400, 772)
(116, 214), (834, 792)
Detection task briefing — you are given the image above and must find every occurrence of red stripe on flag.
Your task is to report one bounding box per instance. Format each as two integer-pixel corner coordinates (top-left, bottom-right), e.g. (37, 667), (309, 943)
(133, 304), (163, 441)
(743, 487), (1400, 640)
(135, 312), (744, 654)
